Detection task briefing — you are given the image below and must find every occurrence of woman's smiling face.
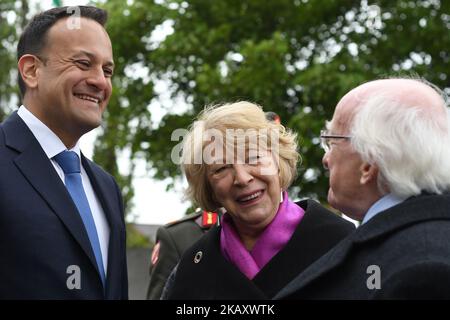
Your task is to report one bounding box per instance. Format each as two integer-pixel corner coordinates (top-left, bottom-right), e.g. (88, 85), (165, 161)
(207, 150), (281, 234)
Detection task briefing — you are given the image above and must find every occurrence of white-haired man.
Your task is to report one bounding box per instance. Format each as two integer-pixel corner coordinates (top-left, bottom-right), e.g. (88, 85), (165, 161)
(276, 78), (450, 299)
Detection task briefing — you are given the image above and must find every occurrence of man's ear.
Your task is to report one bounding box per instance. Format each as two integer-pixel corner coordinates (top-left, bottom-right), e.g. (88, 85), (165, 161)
(360, 162), (378, 185)
(18, 54), (41, 90)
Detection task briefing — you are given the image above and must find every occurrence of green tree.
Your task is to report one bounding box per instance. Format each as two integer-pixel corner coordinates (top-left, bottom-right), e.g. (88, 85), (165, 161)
(0, 0), (26, 122)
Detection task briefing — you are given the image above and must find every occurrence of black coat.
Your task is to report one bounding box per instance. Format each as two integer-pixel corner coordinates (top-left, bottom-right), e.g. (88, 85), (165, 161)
(166, 200), (355, 299)
(275, 193), (450, 300)
(0, 112), (128, 299)
(147, 212), (211, 299)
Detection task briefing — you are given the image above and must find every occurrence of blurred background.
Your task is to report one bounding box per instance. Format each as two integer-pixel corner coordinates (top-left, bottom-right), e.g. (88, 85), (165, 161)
(1, 0), (449, 298)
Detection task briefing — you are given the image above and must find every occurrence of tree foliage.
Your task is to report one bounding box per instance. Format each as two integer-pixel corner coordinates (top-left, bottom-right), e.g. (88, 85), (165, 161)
(0, 0), (26, 122)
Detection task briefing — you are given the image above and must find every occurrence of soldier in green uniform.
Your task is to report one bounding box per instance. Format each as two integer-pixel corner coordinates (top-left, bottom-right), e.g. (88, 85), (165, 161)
(146, 210), (219, 299)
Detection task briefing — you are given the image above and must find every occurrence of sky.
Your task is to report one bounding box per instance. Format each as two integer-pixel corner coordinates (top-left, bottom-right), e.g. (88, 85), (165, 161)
(33, 0), (191, 225)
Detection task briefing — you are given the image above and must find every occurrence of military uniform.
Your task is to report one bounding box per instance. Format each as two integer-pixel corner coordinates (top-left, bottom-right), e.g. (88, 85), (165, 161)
(146, 211), (219, 299)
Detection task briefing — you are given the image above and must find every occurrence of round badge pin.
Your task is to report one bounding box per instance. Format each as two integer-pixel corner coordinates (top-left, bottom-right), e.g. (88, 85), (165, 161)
(194, 251), (203, 263)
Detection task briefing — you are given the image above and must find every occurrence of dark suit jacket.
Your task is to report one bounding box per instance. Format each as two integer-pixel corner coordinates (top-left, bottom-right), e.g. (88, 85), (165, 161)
(0, 112), (128, 299)
(166, 200), (355, 299)
(275, 193), (450, 300)
(146, 212), (208, 299)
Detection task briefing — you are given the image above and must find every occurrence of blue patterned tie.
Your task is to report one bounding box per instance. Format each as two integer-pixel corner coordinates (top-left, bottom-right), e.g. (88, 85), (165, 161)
(54, 151), (106, 286)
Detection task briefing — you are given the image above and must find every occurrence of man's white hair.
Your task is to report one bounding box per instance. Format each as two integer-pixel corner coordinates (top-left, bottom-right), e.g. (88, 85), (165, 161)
(350, 88), (450, 197)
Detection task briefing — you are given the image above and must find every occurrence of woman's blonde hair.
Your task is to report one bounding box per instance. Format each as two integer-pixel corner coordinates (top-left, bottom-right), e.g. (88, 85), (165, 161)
(181, 101), (300, 211)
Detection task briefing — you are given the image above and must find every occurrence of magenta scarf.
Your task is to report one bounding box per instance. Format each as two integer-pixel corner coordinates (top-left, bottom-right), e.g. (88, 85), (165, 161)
(220, 191), (305, 279)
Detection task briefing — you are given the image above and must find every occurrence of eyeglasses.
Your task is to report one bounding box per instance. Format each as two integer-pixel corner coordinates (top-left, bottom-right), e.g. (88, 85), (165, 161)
(320, 130), (351, 152)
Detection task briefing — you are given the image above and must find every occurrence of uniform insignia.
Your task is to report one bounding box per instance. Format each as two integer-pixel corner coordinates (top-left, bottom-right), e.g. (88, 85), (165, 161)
(151, 241), (160, 266)
(202, 211), (218, 227)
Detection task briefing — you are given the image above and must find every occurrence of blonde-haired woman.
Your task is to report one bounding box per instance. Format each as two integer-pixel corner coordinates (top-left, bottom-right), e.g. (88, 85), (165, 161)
(165, 101), (354, 299)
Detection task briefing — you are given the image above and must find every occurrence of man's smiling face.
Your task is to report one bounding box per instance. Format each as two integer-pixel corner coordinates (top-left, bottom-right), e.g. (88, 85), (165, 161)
(32, 17), (114, 143)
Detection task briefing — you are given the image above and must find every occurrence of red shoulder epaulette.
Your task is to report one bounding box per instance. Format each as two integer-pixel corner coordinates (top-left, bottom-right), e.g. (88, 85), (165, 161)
(201, 210), (219, 227)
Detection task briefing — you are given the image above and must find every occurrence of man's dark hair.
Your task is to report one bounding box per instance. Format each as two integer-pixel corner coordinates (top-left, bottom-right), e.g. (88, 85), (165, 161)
(17, 6), (108, 96)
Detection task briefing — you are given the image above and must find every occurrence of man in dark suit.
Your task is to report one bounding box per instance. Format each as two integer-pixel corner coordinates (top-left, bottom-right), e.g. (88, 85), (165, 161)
(276, 78), (450, 299)
(0, 6), (128, 299)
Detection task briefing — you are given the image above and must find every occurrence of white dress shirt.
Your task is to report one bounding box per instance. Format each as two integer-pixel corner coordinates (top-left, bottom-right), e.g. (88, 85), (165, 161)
(18, 105), (110, 275)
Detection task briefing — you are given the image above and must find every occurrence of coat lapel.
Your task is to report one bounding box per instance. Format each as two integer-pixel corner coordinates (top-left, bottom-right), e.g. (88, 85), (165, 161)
(274, 229), (356, 299)
(3, 112), (102, 285)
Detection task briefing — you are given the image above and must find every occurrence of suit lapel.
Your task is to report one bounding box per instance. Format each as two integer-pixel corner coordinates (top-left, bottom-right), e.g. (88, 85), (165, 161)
(275, 228), (356, 299)
(3, 112), (102, 285)
(274, 216), (372, 299)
